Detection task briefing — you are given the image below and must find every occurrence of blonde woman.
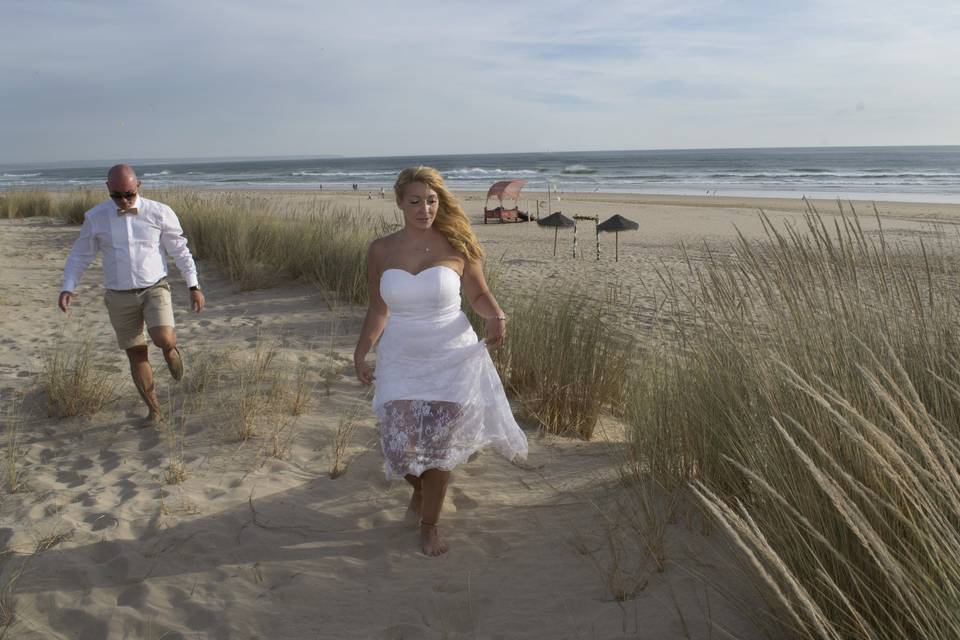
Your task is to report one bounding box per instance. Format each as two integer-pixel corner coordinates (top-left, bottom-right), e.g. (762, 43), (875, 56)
(354, 167), (528, 556)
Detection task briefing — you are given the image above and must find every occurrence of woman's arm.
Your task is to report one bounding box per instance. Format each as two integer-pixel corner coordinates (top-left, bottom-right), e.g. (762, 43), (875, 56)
(461, 259), (507, 349)
(354, 241), (390, 384)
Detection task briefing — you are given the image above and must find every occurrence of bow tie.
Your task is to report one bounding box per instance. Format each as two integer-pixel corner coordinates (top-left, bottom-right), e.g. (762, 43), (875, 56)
(117, 208), (139, 216)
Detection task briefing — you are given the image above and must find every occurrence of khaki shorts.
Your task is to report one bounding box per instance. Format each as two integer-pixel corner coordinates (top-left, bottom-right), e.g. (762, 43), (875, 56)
(103, 280), (175, 350)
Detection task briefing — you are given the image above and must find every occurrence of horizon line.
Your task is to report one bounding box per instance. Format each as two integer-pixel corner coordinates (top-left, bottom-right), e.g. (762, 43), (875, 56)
(3, 144), (960, 170)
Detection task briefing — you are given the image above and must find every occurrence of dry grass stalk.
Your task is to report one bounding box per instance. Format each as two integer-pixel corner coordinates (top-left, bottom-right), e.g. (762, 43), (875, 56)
(34, 529), (73, 554)
(184, 348), (228, 401)
(0, 572), (17, 629)
(330, 391), (373, 479)
(162, 398), (190, 485)
(217, 334), (309, 443)
(286, 362), (311, 416)
(41, 334), (117, 419)
(2, 395), (24, 494)
(265, 416), (298, 460)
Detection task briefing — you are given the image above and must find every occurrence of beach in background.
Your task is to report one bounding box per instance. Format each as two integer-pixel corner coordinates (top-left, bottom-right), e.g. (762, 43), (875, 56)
(4, 146), (960, 203)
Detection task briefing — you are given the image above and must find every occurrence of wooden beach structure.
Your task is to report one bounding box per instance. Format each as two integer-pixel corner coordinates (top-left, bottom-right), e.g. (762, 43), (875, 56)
(483, 180), (529, 224)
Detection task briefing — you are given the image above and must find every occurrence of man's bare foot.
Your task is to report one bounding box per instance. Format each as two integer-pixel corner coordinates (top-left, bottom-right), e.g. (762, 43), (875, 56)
(420, 521), (448, 556)
(143, 409), (163, 427)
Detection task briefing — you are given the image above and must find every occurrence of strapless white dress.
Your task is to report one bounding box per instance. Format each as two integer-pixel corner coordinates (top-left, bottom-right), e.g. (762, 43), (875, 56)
(373, 265), (528, 479)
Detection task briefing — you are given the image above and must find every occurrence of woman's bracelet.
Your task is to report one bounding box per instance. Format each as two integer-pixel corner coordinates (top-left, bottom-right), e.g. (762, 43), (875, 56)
(487, 314), (507, 322)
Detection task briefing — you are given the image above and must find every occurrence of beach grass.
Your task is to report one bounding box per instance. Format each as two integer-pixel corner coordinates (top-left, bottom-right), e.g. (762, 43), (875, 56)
(485, 284), (633, 439)
(41, 334), (117, 419)
(155, 190), (392, 302)
(627, 205), (960, 638)
(57, 189), (102, 224)
(0, 190), (53, 219)
(0, 189), (100, 222)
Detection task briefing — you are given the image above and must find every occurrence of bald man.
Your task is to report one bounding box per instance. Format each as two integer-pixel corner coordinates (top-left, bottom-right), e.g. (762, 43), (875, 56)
(58, 164), (205, 422)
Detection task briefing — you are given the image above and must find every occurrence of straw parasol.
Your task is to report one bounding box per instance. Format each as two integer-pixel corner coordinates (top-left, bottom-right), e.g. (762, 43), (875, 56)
(596, 214), (639, 261)
(537, 211), (575, 256)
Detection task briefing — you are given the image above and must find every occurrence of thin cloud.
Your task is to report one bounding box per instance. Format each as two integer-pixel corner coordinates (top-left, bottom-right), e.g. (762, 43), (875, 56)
(1, 0), (958, 163)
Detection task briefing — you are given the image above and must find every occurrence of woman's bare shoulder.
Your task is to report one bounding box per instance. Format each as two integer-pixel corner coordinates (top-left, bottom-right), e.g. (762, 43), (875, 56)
(368, 233), (400, 256)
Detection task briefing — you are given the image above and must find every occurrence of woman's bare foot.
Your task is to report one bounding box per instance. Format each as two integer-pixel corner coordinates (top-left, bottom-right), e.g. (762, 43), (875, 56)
(420, 521), (448, 556)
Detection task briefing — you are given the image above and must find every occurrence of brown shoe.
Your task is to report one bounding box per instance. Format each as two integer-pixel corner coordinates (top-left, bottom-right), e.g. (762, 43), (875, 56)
(165, 346), (184, 381)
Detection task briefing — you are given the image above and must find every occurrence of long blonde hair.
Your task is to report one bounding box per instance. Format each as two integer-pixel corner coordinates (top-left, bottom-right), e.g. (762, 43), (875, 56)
(394, 166), (484, 262)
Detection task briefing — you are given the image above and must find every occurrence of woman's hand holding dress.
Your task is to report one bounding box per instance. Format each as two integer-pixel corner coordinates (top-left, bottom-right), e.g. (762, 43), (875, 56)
(355, 355), (375, 385)
(484, 317), (507, 350)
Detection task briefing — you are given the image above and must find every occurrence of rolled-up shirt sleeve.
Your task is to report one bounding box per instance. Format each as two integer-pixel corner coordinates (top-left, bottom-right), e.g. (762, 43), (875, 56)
(159, 206), (199, 288)
(61, 215), (99, 292)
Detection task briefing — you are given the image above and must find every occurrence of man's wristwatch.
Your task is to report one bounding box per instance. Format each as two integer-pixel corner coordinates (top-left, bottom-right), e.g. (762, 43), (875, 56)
(189, 285), (201, 292)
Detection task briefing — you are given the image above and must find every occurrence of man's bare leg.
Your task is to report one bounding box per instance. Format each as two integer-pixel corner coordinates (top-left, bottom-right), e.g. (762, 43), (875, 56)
(126, 345), (161, 421)
(148, 326), (181, 380)
(419, 469), (450, 556)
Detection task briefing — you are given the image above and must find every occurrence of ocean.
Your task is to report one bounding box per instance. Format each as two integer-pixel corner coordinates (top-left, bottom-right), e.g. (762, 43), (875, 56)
(3, 146), (960, 203)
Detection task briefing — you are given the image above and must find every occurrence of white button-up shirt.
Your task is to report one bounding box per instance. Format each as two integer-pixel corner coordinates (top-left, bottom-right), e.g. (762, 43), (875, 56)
(61, 196), (199, 292)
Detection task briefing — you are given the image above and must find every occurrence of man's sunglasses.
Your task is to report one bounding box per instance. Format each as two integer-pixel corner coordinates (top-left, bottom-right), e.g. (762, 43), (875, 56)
(109, 191), (138, 200)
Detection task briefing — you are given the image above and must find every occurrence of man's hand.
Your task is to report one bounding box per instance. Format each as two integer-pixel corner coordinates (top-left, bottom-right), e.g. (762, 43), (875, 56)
(58, 291), (73, 313)
(190, 289), (205, 313)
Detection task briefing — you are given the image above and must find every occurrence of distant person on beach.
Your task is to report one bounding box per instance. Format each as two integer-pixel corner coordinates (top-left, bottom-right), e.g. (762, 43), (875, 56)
(354, 166), (527, 556)
(58, 164), (204, 423)
(379, 187), (385, 199)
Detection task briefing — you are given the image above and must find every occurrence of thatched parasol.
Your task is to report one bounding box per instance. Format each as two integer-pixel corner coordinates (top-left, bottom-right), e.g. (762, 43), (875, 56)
(596, 214), (639, 261)
(537, 211), (575, 256)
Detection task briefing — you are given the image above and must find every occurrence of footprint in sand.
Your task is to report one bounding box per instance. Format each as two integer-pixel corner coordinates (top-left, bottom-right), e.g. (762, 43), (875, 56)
(47, 608), (108, 640)
(99, 448), (121, 474)
(56, 470), (86, 488)
(142, 451), (162, 470)
(72, 455), (94, 471)
(85, 512), (119, 532)
(167, 586), (223, 632)
(89, 540), (122, 563)
(114, 477), (138, 504)
(117, 583), (152, 610)
(40, 448), (63, 463)
(72, 491), (97, 507)
(450, 487), (479, 511)
(137, 429), (161, 452)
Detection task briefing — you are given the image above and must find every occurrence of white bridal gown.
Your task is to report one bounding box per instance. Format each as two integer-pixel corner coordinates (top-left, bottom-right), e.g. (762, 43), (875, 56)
(373, 265), (528, 479)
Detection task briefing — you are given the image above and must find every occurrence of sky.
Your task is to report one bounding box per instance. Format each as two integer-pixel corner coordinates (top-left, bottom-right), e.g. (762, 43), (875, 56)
(2, 0), (959, 164)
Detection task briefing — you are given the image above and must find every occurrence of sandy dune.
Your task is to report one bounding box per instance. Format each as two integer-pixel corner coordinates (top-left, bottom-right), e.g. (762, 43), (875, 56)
(3, 191), (958, 638)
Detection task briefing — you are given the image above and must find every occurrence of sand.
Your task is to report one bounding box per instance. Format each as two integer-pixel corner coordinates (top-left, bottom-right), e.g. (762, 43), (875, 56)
(1, 191), (959, 638)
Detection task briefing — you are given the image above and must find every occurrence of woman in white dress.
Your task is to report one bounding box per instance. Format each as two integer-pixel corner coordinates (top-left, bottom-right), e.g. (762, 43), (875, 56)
(354, 167), (528, 556)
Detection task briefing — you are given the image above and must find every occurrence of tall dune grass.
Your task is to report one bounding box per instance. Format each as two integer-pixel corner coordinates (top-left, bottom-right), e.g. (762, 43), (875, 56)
(486, 284), (633, 439)
(58, 189), (101, 224)
(0, 188), (100, 222)
(628, 206), (960, 638)
(157, 190), (392, 301)
(0, 190), (52, 218)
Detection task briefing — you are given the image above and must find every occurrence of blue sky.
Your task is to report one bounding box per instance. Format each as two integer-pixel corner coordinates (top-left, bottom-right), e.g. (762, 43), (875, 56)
(1, 0), (958, 163)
